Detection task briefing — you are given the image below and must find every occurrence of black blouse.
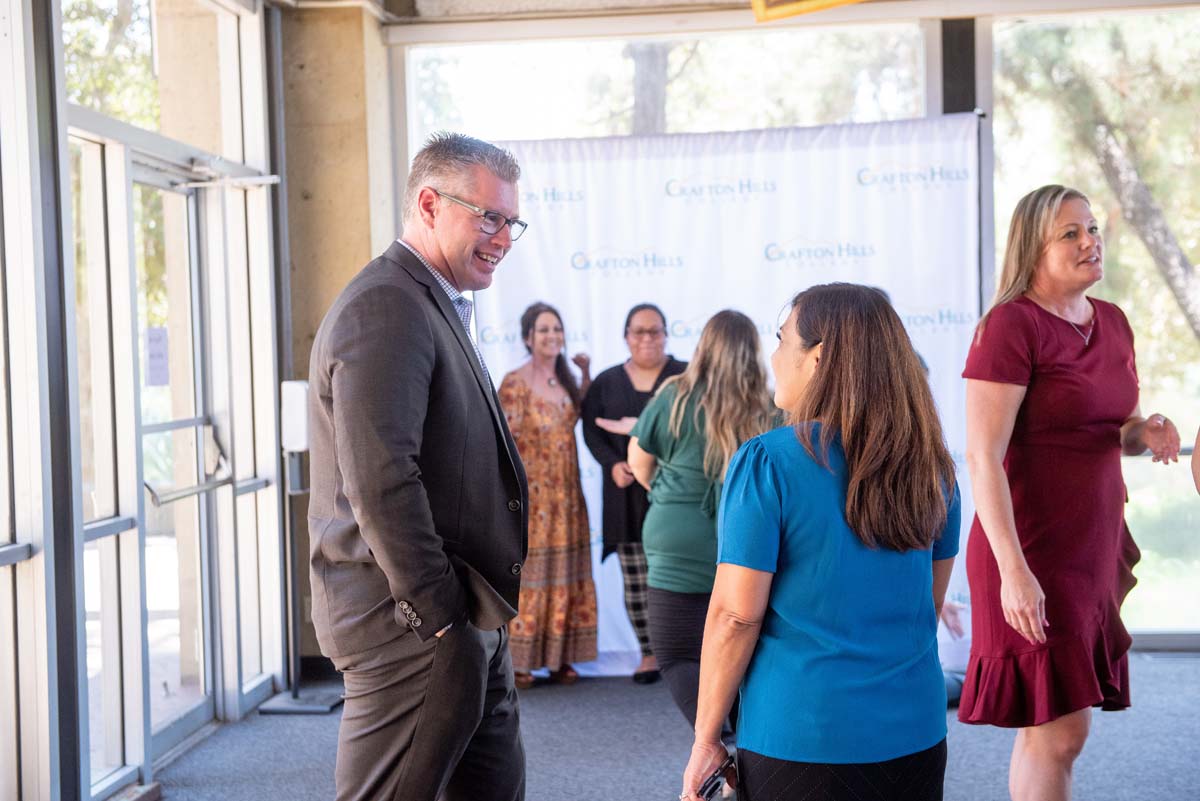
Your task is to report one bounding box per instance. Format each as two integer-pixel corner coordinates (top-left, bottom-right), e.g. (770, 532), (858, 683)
(580, 357), (688, 558)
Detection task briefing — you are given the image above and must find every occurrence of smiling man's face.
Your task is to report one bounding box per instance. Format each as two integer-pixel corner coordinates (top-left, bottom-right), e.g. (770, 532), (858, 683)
(433, 165), (519, 292)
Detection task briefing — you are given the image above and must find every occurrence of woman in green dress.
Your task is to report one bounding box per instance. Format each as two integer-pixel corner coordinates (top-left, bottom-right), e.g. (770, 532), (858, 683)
(604, 309), (775, 753)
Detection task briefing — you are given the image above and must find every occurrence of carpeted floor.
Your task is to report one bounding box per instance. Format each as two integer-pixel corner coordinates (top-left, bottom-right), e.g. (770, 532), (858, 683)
(155, 652), (1200, 800)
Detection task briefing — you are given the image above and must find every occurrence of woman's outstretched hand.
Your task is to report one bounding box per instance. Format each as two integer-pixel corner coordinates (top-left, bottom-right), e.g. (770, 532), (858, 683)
(595, 416), (638, 436)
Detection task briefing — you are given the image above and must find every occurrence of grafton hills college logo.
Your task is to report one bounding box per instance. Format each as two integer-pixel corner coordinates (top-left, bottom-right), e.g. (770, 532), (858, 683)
(763, 237), (877, 269)
(669, 317), (777, 341)
(664, 176), (778, 202)
(520, 186), (585, 207)
(569, 248), (684, 275)
(478, 320), (589, 348)
(899, 307), (977, 332)
(667, 316), (707, 340)
(855, 164), (971, 190)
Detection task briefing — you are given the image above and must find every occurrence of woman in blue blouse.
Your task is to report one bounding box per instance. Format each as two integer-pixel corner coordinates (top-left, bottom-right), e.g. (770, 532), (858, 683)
(680, 283), (961, 801)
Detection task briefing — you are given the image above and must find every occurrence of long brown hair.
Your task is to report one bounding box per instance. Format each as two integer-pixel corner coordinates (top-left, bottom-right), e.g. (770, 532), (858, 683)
(978, 184), (1090, 337)
(786, 284), (955, 552)
(663, 310), (775, 482)
(520, 302), (582, 410)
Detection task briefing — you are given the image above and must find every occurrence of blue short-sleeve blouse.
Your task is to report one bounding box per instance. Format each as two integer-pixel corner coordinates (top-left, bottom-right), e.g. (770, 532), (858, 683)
(718, 424), (960, 764)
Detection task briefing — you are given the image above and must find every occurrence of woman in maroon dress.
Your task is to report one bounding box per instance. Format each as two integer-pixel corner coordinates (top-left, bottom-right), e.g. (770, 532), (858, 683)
(960, 185), (1180, 801)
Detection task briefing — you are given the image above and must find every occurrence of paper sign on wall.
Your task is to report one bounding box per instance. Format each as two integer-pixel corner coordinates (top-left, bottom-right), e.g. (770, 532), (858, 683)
(146, 327), (169, 387)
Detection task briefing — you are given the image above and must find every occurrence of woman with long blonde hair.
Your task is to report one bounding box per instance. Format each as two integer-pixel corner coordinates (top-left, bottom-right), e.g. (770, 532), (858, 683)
(959, 185), (1179, 801)
(600, 309), (775, 763)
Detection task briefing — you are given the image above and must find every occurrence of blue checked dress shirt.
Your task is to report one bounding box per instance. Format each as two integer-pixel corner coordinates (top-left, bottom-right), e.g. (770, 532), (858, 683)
(397, 240), (492, 387)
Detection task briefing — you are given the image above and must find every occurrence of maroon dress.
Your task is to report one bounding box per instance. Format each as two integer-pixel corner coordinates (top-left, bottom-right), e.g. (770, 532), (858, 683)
(958, 296), (1141, 728)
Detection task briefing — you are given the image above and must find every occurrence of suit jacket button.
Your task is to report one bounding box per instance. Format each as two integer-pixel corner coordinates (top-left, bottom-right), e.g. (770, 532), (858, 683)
(511, 563), (522, 575)
(406, 610), (417, 619)
(412, 618), (422, 627)
(399, 601), (410, 610)
(507, 499), (521, 512)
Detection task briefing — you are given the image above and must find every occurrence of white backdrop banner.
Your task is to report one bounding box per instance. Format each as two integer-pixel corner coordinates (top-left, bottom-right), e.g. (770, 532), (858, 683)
(477, 113), (981, 674)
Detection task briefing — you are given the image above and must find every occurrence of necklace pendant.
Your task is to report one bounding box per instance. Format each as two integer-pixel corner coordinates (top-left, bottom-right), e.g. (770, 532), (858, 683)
(1068, 320), (1092, 345)
(547, 376), (558, 387)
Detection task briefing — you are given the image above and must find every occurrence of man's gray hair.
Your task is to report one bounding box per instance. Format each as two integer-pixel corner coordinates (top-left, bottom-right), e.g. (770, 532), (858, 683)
(403, 132), (521, 221)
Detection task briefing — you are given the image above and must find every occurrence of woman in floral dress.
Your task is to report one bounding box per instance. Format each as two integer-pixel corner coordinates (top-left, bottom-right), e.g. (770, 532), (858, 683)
(498, 302), (598, 688)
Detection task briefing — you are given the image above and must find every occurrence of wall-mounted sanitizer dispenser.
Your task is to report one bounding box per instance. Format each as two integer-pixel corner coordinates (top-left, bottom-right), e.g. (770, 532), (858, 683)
(280, 380), (309, 495)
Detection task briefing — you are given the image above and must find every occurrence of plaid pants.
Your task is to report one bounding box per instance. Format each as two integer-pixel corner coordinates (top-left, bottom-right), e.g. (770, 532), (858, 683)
(616, 543), (653, 657)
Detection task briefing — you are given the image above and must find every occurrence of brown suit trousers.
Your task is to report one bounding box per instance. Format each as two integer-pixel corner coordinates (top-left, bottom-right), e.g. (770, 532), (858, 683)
(332, 623), (524, 801)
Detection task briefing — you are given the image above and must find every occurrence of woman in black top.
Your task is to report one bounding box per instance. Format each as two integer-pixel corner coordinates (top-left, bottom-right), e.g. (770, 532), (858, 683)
(581, 303), (687, 683)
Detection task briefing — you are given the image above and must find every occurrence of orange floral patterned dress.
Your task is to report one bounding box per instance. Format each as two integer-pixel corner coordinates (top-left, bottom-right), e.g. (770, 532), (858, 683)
(498, 373), (598, 672)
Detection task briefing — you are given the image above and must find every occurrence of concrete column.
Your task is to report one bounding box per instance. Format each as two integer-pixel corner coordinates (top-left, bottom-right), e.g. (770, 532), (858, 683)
(280, 6), (397, 656)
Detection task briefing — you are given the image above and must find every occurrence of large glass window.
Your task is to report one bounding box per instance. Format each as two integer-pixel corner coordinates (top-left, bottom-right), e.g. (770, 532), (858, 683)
(409, 23), (924, 145)
(994, 10), (1200, 632)
(228, 192), (257, 483)
(0, 208), (10, 548)
(226, 195), (266, 685)
(1120, 455), (1200, 630)
(0, 144), (14, 800)
(83, 539), (123, 782)
(70, 138), (118, 522)
(132, 182), (212, 730)
(0, 566), (16, 799)
(62, 0), (244, 159)
(145, 494), (207, 731)
(136, 185), (196, 428)
(237, 493), (261, 682)
(14, 0), (280, 787)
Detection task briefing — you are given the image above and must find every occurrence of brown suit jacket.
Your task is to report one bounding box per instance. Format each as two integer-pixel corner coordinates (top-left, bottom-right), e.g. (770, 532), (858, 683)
(307, 241), (528, 659)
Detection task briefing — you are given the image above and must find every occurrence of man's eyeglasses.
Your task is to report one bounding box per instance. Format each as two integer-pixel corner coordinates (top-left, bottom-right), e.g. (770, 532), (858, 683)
(434, 189), (527, 241)
(627, 327), (666, 340)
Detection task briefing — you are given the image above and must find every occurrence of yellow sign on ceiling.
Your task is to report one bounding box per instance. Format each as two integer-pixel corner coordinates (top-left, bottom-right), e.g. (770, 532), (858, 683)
(751, 0), (871, 23)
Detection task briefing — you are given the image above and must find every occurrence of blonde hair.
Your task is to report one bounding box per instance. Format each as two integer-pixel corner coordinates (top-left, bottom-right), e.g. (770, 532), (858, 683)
(979, 184), (1090, 335)
(662, 310), (775, 481)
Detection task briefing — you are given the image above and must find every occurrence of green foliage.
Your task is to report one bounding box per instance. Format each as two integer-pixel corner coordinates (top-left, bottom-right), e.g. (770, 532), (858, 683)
(62, 0), (160, 129)
(134, 185), (168, 329)
(997, 13), (1200, 625)
(994, 14), (1200, 417)
(662, 26), (923, 132)
(63, 0), (169, 341)
(412, 53), (465, 142)
(408, 25), (924, 143)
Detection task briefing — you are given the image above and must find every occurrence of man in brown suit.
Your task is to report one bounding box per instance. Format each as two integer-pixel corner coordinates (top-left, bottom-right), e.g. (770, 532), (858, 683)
(308, 133), (530, 801)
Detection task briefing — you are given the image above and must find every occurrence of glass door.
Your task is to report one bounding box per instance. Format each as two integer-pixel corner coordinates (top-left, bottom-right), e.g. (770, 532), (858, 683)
(67, 127), (281, 794)
(131, 179), (221, 755)
(69, 135), (129, 792)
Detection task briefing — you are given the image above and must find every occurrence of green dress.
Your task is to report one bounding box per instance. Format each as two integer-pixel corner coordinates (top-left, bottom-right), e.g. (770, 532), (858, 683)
(630, 382), (720, 594)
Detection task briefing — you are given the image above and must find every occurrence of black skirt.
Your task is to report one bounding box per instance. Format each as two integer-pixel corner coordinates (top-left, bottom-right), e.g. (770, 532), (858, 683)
(736, 739), (946, 801)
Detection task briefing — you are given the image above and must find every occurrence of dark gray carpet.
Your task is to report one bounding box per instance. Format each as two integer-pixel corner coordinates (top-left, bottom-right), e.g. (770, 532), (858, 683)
(156, 653), (1200, 800)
